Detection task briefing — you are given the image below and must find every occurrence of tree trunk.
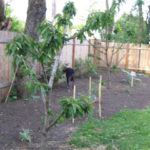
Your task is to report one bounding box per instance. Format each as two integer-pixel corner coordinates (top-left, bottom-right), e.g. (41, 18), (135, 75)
(146, 6), (150, 43)
(0, 0), (12, 30)
(0, 0), (5, 22)
(52, 0), (56, 22)
(24, 0), (46, 39)
(137, 0), (143, 44)
(15, 0), (47, 99)
(40, 27), (67, 149)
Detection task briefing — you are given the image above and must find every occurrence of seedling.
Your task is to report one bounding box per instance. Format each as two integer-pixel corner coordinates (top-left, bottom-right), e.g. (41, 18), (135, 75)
(121, 69), (143, 86)
(19, 129), (32, 143)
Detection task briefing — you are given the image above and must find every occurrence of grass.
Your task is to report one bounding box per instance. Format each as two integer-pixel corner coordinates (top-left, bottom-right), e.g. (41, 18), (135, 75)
(70, 107), (150, 150)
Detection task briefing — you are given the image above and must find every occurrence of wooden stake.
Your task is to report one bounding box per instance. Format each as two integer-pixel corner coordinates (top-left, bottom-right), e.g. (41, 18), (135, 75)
(72, 85), (76, 124)
(131, 75), (133, 87)
(125, 44), (130, 70)
(5, 65), (18, 103)
(98, 75), (102, 118)
(88, 39), (91, 56)
(89, 77), (91, 96)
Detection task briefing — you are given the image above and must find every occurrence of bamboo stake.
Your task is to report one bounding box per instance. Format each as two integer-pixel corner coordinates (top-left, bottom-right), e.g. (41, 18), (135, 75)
(72, 85), (76, 124)
(5, 65), (18, 103)
(98, 75), (102, 118)
(131, 75), (133, 87)
(89, 77), (91, 96)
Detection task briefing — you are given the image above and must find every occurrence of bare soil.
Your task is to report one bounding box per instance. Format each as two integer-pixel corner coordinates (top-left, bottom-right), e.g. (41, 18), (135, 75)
(1, 70), (150, 150)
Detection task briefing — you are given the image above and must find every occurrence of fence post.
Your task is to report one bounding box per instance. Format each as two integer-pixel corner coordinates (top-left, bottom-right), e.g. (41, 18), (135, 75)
(138, 44), (141, 70)
(72, 38), (76, 69)
(93, 39), (97, 64)
(88, 39), (91, 57)
(125, 43), (130, 70)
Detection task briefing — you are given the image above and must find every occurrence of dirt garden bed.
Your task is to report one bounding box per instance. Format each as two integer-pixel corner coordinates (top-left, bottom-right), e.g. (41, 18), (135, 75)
(0, 69), (150, 150)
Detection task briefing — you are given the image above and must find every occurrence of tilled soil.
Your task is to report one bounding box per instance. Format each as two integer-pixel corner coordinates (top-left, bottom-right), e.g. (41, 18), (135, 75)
(0, 70), (150, 150)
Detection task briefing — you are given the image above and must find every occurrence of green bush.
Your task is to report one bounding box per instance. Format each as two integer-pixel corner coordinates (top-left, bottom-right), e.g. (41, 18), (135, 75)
(75, 58), (99, 76)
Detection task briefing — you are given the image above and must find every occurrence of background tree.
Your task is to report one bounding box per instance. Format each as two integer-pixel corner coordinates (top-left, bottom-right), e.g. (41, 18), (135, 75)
(146, 5), (150, 43)
(136, 0), (144, 44)
(0, 0), (12, 30)
(114, 13), (147, 43)
(5, 5), (25, 32)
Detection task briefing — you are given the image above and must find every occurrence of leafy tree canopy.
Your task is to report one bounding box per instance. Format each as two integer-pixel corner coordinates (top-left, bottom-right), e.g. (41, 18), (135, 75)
(114, 13), (147, 43)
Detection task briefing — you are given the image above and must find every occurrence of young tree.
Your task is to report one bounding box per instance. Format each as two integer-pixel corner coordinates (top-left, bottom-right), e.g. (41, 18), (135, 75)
(5, 2), (94, 149)
(85, 0), (126, 88)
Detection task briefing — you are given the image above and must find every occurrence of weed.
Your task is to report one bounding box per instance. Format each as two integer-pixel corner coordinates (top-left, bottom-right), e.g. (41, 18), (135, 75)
(124, 87), (131, 94)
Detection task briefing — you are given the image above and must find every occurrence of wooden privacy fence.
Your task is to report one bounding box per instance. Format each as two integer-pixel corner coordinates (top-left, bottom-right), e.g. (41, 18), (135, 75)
(0, 30), (150, 101)
(93, 40), (150, 72)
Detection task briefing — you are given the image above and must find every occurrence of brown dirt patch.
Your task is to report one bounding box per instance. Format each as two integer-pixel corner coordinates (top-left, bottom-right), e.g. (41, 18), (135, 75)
(0, 70), (150, 150)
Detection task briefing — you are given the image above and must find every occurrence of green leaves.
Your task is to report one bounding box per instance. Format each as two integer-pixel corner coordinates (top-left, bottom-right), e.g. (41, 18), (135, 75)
(63, 2), (76, 18)
(5, 33), (33, 58)
(54, 2), (76, 28)
(59, 95), (93, 119)
(37, 20), (65, 62)
(19, 129), (32, 143)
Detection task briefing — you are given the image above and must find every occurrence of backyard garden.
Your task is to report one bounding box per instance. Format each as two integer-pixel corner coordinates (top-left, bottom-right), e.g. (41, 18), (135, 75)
(0, 0), (150, 150)
(1, 68), (150, 150)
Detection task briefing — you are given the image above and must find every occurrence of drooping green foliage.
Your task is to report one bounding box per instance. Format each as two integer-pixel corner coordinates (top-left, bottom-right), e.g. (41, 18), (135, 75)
(59, 95), (93, 119)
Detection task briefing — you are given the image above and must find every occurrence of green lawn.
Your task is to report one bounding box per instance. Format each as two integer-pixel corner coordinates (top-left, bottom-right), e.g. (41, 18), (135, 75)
(70, 107), (150, 150)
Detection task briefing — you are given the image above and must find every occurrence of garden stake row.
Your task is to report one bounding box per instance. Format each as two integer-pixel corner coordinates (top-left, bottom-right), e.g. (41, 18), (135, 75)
(72, 85), (76, 124)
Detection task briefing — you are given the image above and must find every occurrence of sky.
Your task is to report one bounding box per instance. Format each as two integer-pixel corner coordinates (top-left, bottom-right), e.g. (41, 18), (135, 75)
(5, 0), (150, 25)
